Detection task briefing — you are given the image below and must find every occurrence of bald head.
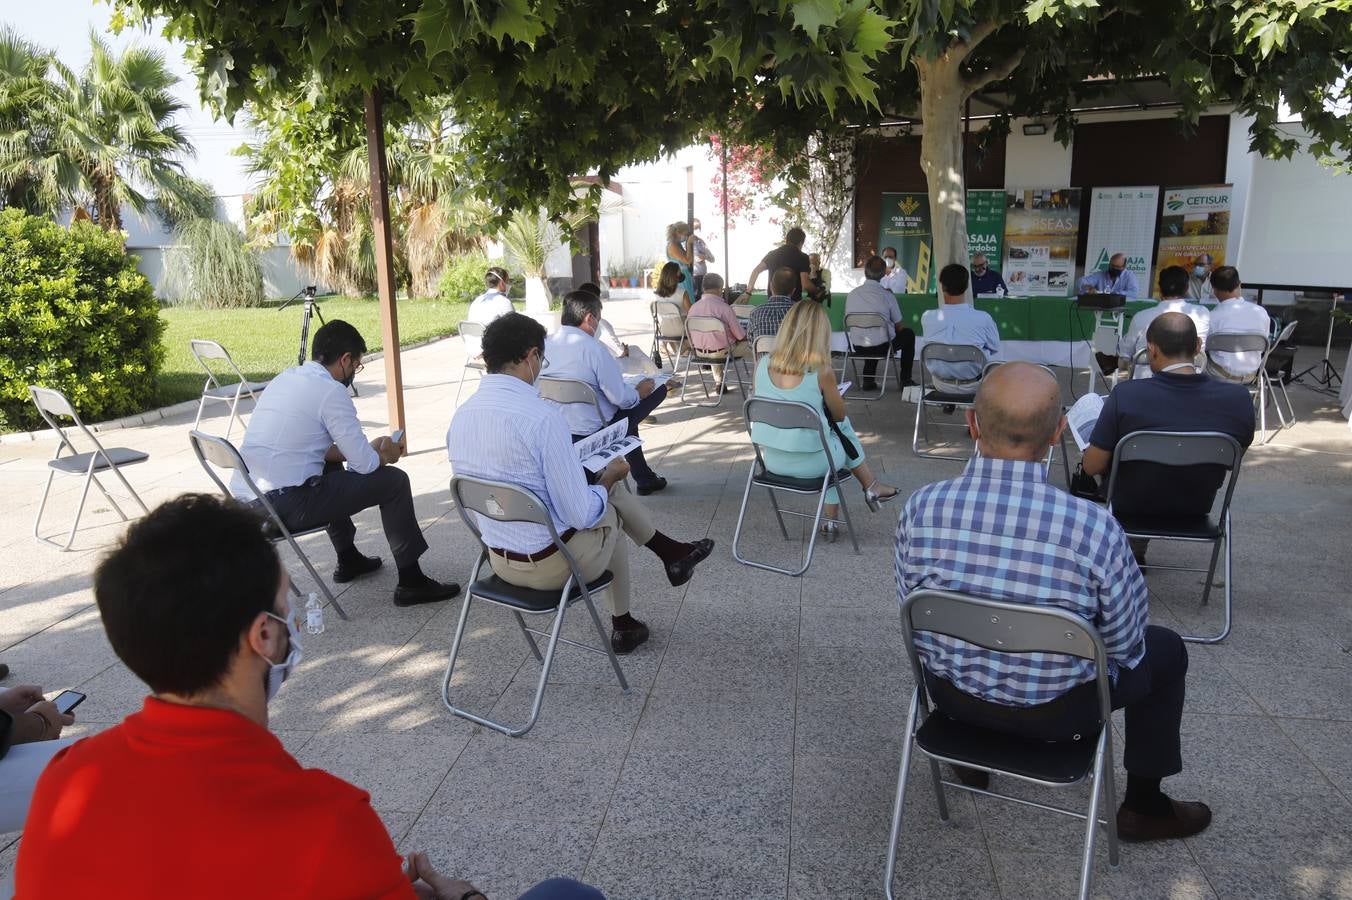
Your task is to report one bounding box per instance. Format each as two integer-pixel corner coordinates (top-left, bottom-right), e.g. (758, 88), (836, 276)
(971, 363), (1064, 460)
(1146, 311), (1199, 366)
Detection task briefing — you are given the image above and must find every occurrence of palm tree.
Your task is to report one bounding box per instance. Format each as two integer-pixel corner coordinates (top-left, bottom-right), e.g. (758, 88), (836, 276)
(0, 30), (206, 230)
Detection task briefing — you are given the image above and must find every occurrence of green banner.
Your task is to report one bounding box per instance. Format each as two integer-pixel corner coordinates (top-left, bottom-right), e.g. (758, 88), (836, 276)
(878, 192), (936, 293)
(966, 189), (1006, 271)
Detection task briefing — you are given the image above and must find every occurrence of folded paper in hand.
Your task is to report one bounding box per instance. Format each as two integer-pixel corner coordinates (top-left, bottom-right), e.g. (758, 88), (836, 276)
(576, 420), (641, 473)
(622, 372), (672, 388)
(1065, 392), (1104, 452)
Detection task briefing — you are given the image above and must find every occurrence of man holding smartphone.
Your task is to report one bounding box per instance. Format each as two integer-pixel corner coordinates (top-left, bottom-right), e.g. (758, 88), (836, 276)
(232, 319), (459, 607)
(17, 494), (602, 900)
(0, 685), (74, 835)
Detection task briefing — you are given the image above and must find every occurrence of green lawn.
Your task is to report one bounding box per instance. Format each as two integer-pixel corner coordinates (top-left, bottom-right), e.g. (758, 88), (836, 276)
(157, 296), (469, 406)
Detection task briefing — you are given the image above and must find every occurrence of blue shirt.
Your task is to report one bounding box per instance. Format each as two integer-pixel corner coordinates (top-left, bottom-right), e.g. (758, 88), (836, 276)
(1079, 268), (1140, 299)
(970, 268), (1007, 296)
(447, 374), (608, 554)
(895, 457), (1149, 707)
(920, 303), (1001, 383)
(542, 325), (638, 435)
(1088, 370), (1254, 518)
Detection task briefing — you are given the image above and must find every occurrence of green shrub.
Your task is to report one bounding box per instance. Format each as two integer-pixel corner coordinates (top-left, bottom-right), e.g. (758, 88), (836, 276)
(0, 210), (165, 431)
(437, 251), (501, 303)
(164, 218), (265, 309)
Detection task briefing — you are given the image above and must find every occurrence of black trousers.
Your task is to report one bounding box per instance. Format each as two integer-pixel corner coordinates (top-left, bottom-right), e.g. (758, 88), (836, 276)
(853, 330), (916, 381)
(927, 625), (1188, 778)
(572, 384), (668, 485)
(265, 461), (428, 570)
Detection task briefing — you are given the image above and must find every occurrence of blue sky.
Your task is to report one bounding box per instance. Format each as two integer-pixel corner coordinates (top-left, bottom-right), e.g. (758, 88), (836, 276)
(3, 0), (255, 196)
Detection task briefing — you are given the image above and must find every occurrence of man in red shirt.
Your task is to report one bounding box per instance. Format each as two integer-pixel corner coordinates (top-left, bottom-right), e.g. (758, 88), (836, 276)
(16, 494), (602, 900)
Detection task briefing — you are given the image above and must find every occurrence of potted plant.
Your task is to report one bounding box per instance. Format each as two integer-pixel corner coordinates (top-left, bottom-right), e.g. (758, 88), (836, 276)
(606, 259), (622, 288)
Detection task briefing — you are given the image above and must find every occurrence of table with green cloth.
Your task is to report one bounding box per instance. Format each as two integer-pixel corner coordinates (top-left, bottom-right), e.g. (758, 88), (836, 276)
(748, 292), (1156, 368)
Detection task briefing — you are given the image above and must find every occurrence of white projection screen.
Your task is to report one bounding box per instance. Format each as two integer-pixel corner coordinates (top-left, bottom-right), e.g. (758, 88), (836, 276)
(1238, 127), (1352, 290)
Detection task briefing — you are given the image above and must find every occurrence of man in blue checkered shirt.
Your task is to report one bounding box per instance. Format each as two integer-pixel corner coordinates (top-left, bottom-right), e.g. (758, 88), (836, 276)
(894, 362), (1211, 843)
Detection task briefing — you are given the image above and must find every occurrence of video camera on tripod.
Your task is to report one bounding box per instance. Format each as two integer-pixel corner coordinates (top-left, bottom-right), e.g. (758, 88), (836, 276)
(277, 286), (358, 395)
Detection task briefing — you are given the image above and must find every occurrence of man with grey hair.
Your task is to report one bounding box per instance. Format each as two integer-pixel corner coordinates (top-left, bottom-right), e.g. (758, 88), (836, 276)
(687, 272), (751, 388)
(895, 362), (1211, 842)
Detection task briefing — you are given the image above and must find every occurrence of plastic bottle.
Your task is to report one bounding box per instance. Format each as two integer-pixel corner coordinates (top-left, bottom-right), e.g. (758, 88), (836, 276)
(305, 592), (325, 635)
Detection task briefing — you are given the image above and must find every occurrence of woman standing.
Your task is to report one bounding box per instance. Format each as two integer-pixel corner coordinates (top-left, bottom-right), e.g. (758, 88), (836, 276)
(751, 301), (898, 542)
(665, 221), (697, 306)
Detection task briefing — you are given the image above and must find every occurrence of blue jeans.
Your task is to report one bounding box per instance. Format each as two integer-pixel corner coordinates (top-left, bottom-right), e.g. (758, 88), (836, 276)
(517, 877), (605, 900)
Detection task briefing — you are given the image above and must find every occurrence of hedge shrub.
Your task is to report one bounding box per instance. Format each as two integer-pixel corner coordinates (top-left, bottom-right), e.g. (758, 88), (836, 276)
(436, 251), (495, 304)
(0, 210), (165, 432)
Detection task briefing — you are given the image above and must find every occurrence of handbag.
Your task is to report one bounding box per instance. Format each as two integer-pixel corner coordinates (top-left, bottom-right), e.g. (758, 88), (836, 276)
(823, 406), (858, 460)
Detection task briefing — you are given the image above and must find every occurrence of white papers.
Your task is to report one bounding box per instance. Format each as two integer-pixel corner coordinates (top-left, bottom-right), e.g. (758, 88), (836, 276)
(837, 381), (852, 396)
(575, 420), (642, 473)
(1065, 392), (1105, 451)
(622, 372), (672, 388)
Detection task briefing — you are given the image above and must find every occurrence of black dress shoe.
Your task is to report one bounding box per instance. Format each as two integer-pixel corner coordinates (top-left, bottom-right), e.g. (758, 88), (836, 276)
(393, 576), (461, 607)
(664, 538), (714, 587)
(611, 620), (650, 654)
(333, 552), (383, 583)
(1117, 799), (1212, 842)
(859, 380), (879, 392)
(636, 476), (668, 496)
(0, 662), (9, 681)
(898, 376), (917, 388)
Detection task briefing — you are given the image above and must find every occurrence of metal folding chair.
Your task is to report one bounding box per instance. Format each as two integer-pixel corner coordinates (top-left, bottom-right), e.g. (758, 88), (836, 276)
(189, 339), (270, 439)
(886, 589), (1119, 900)
(912, 343), (988, 460)
(678, 315), (750, 407)
(454, 321), (487, 405)
(650, 299), (687, 370)
(1105, 430), (1243, 644)
(753, 334), (777, 358)
(28, 386), (150, 551)
(731, 397), (860, 576)
(536, 376), (608, 434)
(839, 312), (900, 400)
(444, 476), (628, 737)
(1204, 332), (1282, 441)
(188, 430), (348, 620)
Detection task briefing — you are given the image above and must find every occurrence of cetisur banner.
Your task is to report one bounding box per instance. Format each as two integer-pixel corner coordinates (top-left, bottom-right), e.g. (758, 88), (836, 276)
(878, 192), (936, 293)
(1154, 185), (1232, 294)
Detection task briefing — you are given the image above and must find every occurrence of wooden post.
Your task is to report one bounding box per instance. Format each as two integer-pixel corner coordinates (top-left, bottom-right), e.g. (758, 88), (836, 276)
(364, 87), (406, 439)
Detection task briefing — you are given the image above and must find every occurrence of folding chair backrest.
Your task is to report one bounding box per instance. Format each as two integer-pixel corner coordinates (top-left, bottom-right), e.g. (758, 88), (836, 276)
(190, 339), (247, 387)
(731, 303), (756, 319)
(458, 320), (485, 347)
(844, 312), (887, 330)
(686, 315), (727, 336)
(743, 396), (824, 432)
(450, 475), (568, 558)
(537, 377), (605, 422)
(188, 429), (262, 501)
(900, 589), (1111, 718)
(754, 334), (776, 356)
(29, 386), (95, 454)
(651, 300), (685, 337)
(920, 342), (986, 369)
(1275, 320), (1297, 343)
(1206, 333), (1269, 355)
(1105, 430), (1243, 517)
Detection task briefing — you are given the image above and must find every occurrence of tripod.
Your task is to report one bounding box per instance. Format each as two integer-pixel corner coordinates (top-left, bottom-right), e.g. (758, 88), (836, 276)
(278, 286), (358, 395)
(1293, 294), (1345, 393)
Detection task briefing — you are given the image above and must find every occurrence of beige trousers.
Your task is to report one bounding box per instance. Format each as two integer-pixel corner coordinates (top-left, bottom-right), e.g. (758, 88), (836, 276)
(707, 340), (753, 382)
(486, 480), (655, 616)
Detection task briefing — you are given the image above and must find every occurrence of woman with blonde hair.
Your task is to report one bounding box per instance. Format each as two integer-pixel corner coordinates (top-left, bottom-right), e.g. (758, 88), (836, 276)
(752, 301), (898, 541)
(665, 221), (697, 306)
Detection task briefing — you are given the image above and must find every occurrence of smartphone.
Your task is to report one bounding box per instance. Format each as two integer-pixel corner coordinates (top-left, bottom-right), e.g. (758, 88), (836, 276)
(390, 429), (406, 445)
(53, 690), (86, 715)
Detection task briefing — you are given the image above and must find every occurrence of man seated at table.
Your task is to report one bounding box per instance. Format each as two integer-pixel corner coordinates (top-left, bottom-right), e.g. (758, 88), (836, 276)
(1187, 254), (1215, 302)
(447, 314), (714, 654)
(688, 273), (753, 389)
(747, 265), (797, 348)
(1204, 265), (1270, 381)
(233, 320), (459, 607)
(969, 252), (1007, 296)
(920, 264), (1001, 395)
(16, 494), (602, 899)
(1115, 266), (1211, 378)
(739, 227), (813, 302)
(879, 246), (909, 293)
(845, 254), (916, 390)
(895, 362), (1211, 843)
(1082, 312), (1254, 533)
(544, 290), (670, 496)
(1079, 252), (1140, 299)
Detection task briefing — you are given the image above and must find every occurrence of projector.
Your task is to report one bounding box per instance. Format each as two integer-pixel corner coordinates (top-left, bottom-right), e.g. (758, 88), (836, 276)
(1075, 292), (1126, 310)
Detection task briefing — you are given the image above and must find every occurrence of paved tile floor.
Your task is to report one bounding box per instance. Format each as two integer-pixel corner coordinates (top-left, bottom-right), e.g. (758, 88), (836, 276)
(2, 299), (1351, 899)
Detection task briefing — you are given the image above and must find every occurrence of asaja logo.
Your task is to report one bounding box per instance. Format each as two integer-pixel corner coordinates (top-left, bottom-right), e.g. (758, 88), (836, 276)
(899, 195), (921, 216)
(1167, 199), (1185, 212)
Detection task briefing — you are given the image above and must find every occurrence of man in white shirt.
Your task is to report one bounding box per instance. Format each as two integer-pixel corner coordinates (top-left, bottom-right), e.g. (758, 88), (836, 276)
(845, 255), (916, 389)
(1205, 265), (1270, 381)
(576, 282), (659, 376)
(544, 292), (670, 495)
(921, 264), (1001, 392)
(879, 246), (909, 293)
(447, 313), (714, 654)
(1117, 266), (1212, 378)
(233, 320), (459, 607)
(464, 267), (515, 357)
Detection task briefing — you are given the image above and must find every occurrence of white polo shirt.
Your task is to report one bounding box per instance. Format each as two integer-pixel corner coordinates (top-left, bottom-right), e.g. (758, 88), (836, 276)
(1208, 297), (1271, 376)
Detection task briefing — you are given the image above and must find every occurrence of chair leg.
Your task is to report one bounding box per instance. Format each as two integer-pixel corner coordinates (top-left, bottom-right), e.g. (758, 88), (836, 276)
(514, 610), (545, 662)
(911, 391), (925, 456)
(884, 691), (921, 900)
(836, 482), (861, 556)
(1257, 379), (1269, 444)
(1181, 522), (1232, 644)
(731, 468), (760, 565)
(193, 396), (207, 432)
(1102, 730), (1121, 869)
(100, 455), (149, 515)
(63, 465), (98, 551)
(765, 486), (791, 540)
(225, 389), (245, 441)
(1076, 732), (1110, 900)
(31, 471), (59, 547)
(282, 531), (348, 621)
(88, 472), (129, 521)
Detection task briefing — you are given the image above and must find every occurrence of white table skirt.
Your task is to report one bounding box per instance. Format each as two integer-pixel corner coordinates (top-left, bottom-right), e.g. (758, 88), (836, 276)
(830, 333), (1095, 369)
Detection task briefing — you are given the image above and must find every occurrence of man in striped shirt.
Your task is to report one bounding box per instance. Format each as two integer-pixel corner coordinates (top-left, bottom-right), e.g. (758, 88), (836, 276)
(894, 362), (1210, 842)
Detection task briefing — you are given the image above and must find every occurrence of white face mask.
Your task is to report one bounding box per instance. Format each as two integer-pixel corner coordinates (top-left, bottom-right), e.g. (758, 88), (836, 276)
(256, 601), (302, 704)
(884, 257), (896, 269)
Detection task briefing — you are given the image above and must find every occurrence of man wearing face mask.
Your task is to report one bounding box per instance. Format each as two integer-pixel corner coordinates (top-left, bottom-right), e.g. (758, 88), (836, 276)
(1186, 254), (1215, 302)
(1079, 251), (1140, 299)
(17, 495), (606, 898)
(879, 246), (910, 293)
(233, 319), (459, 607)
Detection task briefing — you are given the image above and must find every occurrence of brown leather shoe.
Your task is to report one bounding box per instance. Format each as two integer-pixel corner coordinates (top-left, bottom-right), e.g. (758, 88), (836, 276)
(949, 764), (990, 790)
(1116, 799), (1212, 842)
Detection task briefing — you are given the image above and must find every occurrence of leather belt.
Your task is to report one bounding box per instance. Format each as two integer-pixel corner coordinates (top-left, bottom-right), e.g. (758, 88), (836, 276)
(489, 528), (577, 562)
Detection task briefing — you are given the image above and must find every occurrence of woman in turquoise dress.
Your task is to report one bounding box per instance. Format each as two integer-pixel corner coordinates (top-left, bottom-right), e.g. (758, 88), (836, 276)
(751, 301), (898, 541)
(665, 221), (697, 304)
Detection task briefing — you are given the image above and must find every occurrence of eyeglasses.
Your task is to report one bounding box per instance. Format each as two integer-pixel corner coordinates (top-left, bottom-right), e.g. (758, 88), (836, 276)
(539, 353), (551, 370)
(351, 358), (365, 376)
